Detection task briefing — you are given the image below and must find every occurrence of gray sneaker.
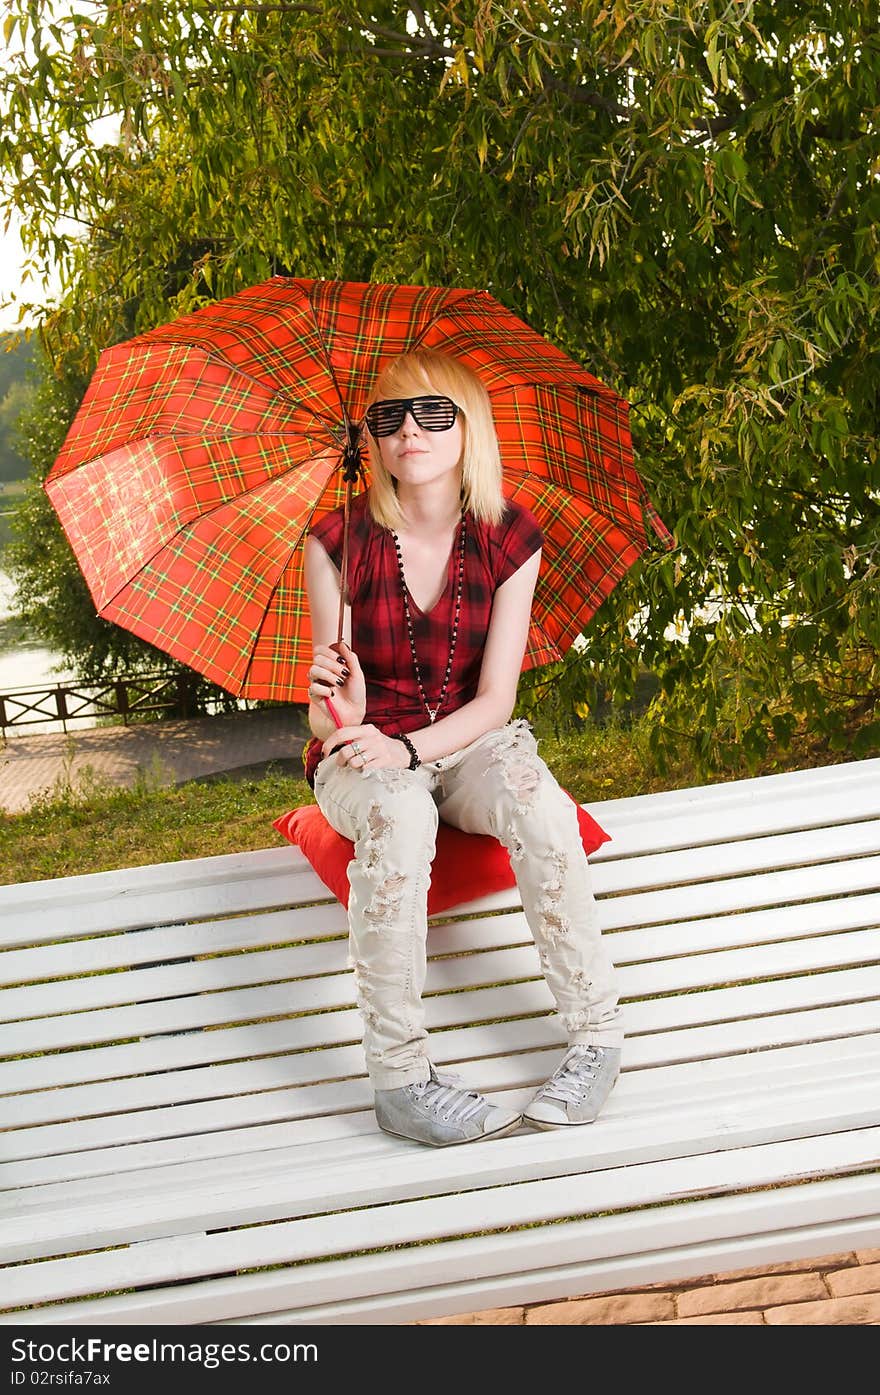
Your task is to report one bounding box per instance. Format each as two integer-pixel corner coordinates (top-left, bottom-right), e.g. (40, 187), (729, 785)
(523, 1045), (621, 1129)
(375, 1064), (522, 1147)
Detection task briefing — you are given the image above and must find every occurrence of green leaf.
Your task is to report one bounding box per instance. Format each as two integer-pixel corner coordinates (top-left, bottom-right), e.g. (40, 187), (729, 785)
(0, 0), (875, 778)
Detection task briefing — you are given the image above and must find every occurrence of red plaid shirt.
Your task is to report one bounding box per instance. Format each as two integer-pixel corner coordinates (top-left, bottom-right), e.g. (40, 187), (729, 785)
(303, 493), (543, 786)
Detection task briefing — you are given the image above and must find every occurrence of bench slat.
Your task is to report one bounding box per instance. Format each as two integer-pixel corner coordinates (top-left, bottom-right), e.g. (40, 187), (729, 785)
(4, 1031), (877, 1188)
(0, 903), (349, 987)
(0, 851), (328, 947)
(4, 921), (878, 1061)
(592, 756), (880, 821)
(6, 987), (879, 1146)
(596, 819), (880, 893)
(7, 1065), (880, 1264)
(9, 835), (869, 1018)
(594, 785), (880, 857)
(2, 755), (878, 1326)
(600, 853), (880, 930)
(6, 1011), (878, 1228)
(8, 1177), (877, 1327)
(3, 926), (875, 1065)
(6, 907), (878, 1028)
(10, 1032), (878, 1203)
(2, 1125), (877, 1312)
(8, 957), (880, 1120)
(4, 879), (880, 1004)
(236, 1204), (880, 1327)
(5, 886), (879, 1096)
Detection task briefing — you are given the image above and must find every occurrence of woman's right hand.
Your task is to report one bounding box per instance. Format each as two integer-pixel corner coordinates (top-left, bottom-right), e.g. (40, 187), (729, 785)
(307, 640), (366, 728)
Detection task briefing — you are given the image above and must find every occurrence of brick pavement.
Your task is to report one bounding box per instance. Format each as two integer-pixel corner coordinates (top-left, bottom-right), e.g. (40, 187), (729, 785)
(3, 711), (875, 1325)
(0, 707), (310, 813)
(416, 1249), (880, 1325)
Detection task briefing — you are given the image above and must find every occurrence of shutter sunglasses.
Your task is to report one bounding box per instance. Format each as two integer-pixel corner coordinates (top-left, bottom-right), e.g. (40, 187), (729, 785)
(365, 394), (460, 438)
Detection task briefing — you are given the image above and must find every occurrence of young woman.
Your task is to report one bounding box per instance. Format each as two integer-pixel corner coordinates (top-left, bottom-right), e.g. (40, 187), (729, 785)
(303, 349), (622, 1147)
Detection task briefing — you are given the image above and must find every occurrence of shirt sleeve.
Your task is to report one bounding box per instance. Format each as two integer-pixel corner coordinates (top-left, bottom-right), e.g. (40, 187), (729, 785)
(307, 505), (346, 570)
(492, 501), (544, 587)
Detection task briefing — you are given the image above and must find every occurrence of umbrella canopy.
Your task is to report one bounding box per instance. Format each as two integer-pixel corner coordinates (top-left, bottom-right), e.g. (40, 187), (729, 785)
(46, 277), (672, 702)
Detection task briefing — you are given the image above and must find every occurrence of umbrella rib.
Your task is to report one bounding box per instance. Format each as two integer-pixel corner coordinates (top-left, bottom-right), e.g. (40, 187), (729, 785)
(297, 289), (350, 428)
(407, 287), (490, 355)
(139, 340), (347, 436)
(237, 494), (340, 694)
(143, 425), (338, 445)
(89, 447), (341, 617)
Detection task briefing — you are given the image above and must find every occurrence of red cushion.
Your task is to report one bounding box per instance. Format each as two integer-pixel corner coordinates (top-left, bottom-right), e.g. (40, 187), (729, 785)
(273, 791), (610, 914)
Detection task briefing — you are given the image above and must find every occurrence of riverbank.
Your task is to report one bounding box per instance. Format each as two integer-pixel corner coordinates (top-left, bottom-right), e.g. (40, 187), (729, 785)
(1, 479), (87, 715)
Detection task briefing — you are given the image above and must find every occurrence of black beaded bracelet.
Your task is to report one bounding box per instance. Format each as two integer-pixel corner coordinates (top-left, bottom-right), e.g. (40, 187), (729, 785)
(391, 732), (421, 770)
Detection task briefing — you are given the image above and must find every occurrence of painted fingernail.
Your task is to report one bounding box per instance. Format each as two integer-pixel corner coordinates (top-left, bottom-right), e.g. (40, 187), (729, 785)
(336, 677), (345, 686)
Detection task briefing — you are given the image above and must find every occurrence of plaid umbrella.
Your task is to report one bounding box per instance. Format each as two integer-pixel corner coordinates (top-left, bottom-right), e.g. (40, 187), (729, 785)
(45, 277), (672, 702)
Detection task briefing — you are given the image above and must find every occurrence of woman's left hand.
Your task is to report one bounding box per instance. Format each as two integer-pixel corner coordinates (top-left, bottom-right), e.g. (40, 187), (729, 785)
(322, 724), (410, 772)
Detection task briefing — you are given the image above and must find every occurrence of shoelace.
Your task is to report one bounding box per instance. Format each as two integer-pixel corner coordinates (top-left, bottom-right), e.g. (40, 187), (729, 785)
(535, 1046), (601, 1104)
(409, 1069), (485, 1124)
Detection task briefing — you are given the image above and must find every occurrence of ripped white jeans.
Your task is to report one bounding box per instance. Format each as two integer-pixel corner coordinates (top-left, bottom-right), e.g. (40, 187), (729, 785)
(313, 719), (623, 1089)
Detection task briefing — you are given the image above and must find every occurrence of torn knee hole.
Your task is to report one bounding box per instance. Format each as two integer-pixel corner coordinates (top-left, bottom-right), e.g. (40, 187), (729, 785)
(367, 804), (392, 839)
(500, 758), (541, 805)
(539, 907), (572, 944)
(364, 872), (407, 924)
(364, 802), (393, 870)
(351, 959), (382, 1028)
(538, 852), (572, 944)
(542, 851), (568, 896)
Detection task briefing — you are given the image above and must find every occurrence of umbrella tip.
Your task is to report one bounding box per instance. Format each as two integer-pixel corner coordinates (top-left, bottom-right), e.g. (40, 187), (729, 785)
(341, 422), (365, 484)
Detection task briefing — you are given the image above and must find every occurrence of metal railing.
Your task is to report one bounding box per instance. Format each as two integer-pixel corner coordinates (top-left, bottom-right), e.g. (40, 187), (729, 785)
(0, 672), (244, 733)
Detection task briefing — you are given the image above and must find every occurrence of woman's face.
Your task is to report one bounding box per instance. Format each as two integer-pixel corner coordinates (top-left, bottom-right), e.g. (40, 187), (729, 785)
(376, 396), (464, 492)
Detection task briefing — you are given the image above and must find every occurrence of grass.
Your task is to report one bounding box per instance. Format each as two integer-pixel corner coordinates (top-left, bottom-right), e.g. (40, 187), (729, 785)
(0, 712), (860, 887)
(0, 759), (317, 886)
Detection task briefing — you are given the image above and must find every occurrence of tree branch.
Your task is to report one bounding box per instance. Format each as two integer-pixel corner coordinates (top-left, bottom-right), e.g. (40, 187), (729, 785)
(408, 2), (434, 41)
(486, 94), (547, 174)
(801, 175), (849, 284)
(542, 78), (630, 121)
(210, 4), (455, 56)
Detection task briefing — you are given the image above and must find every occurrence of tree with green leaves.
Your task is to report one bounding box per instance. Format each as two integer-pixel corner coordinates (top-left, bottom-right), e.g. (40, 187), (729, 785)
(1, 1), (877, 767)
(0, 334), (37, 481)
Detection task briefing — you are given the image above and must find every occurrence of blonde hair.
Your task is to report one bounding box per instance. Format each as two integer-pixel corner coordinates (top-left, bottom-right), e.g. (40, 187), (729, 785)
(363, 350), (506, 530)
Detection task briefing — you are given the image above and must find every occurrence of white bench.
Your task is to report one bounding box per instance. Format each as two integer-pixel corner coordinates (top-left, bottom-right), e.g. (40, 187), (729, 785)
(1, 757), (879, 1326)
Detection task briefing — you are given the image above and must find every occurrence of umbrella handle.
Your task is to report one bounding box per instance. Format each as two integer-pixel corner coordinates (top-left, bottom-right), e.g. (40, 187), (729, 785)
(324, 695), (344, 730)
(326, 437), (362, 734)
(337, 476), (354, 644)
(323, 637), (350, 730)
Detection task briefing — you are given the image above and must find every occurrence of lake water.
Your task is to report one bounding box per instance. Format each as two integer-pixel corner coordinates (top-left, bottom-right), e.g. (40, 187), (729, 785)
(0, 566), (87, 731)
(0, 564), (247, 733)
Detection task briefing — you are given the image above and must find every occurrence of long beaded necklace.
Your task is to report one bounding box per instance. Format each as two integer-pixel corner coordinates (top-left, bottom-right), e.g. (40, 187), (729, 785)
(392, 511), (467, 724)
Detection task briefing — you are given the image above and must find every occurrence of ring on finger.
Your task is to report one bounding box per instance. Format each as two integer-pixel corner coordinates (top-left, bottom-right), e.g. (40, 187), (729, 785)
(352, 741), (362, 756)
